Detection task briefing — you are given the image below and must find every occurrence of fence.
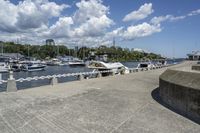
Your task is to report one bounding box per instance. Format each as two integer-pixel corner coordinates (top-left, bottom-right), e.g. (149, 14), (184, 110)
(0, 64), (171, 92)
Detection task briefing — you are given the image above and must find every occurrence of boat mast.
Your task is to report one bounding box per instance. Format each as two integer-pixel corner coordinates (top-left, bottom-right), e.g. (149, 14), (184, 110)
(1, 42), (3, 56)
(57, 44), (59, 56)
(28, 45), (30, 58)
(113, 37), (115, 47)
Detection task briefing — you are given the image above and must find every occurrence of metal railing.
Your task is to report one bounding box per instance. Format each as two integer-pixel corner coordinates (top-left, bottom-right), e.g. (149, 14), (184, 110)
(0, 64), (172, 92)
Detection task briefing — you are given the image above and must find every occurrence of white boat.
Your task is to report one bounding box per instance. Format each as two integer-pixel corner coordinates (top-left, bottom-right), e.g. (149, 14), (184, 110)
(137, 62), (155, 69)
(87, 61), (129, 74)
(68, 58), (85, 66)
(0, 62), (9, 73)
(47, 58), (62, 66)
(21, 61), (46, 72)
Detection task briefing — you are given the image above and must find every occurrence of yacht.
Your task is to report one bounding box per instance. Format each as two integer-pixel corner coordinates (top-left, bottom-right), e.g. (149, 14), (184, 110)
(21, 61), (46, 72)
(57, 56), (74, 66)
(137, 62), (155, 69)
(11, 61), (22, 72)
(87, 61), (129, 74)
(46, 58), (62, 66)
(0, 62), (9, 73)
(68, 58), (85, 66)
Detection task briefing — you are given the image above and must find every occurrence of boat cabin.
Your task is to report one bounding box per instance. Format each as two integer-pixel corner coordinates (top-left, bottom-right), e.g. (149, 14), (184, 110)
(187, 51), (200, 60)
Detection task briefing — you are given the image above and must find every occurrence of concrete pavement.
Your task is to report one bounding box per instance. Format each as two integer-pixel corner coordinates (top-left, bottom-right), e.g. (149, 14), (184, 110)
(0, 62), (199, 133)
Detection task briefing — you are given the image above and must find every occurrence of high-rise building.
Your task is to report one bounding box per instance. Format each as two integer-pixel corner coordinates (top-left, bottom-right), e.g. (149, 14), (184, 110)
(46, 39), (55, 45)
(113, 37), (115, 47)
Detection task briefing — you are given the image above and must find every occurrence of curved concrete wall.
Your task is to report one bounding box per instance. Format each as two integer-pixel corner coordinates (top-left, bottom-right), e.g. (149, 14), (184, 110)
(159, 69), (200, 124)
(192, 65), (200, 71)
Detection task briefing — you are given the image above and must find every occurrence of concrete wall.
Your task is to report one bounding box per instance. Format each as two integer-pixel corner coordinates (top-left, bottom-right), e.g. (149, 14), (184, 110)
(192, 65), (200, 71)
(159, 69), (200, 124)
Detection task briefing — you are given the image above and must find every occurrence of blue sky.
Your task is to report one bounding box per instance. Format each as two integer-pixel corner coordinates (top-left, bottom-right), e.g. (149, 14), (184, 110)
(1, 0), (200, 58)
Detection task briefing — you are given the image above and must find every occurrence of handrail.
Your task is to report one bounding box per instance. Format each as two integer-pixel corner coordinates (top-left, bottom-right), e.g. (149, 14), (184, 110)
(0, 64), (173, 85)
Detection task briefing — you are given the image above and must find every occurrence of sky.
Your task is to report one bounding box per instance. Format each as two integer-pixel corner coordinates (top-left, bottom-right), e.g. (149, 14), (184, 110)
(0, 0), (200, 58)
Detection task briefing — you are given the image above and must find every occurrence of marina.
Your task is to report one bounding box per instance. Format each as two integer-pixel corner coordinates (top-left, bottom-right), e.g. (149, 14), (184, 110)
(0, 61), (199, 133)
(0, 0), (200, 132)
(0, 59), (180, 92)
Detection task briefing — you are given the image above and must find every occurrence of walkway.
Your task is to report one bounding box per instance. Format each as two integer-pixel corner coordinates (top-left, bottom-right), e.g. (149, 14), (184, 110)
(0, 62), (199, 133)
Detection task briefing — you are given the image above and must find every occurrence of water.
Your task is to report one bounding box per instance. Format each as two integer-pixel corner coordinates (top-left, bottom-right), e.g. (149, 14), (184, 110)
(0, 65), (92, 92)
(0, 59), (183, 92)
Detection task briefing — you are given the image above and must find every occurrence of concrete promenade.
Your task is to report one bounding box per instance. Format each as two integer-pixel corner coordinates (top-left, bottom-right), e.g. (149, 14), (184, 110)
(0, 62), (199, 133)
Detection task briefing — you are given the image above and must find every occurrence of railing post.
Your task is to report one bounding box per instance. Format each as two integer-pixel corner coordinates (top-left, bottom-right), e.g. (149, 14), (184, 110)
(111, 71), (115, 76)
(50, 77), (58, 85)
(6, 71), (17, 92)
(129, 69), (132, 73)
(97, 72), (102, 78)
(120, 68), (125, 75)
(78, 74), (84, 81)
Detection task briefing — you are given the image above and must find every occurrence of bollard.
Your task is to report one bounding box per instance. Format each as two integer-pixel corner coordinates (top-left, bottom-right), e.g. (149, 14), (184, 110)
(129, 69), (132, 73)
(50, 77), (58, 86)
(108, 71), (115, 76)
(120, 69), (125, 75)
(97, 72), (102, 78)
(78, 74), (84, 81)
(6, 71), (17, 92)
(110, 71), (115, 76)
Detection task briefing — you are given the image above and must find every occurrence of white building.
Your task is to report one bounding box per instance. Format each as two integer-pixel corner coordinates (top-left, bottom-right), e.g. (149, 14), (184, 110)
(131, 48), (149, 53)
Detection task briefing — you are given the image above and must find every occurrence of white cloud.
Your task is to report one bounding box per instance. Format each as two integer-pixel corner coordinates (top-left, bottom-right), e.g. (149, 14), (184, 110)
(0, 0), (68, 32)
(150, 14), (186, 25)
(122, 22), (161, 40)
(0, 0), (18, 32)
(104, 22), (161, 41)
(74, 15), (113, 37)
(72, 0), (113, 37)
(40, 17), (74, 38)
(36, 0), (114, 46)
(188, 9), (200, 16)
(150, 9), (200, 25)
(123, 3), (153, 22)
(73, 0), (109, 24)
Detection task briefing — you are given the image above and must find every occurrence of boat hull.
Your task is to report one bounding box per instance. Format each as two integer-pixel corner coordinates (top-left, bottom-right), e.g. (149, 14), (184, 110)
(68, 62), (85, 66)
(22, 65), (46, 72)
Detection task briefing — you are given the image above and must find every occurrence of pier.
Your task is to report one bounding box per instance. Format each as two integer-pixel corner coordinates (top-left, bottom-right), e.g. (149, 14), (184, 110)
(0, 62), (199, 133)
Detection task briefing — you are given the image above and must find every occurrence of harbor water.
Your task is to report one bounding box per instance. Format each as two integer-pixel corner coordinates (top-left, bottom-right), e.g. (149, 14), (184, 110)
(0, 60), (182, 92)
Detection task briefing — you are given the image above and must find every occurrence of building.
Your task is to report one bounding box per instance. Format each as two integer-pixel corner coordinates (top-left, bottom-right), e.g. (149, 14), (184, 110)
(131, 48), (149, 53)
(187, 51), (200, 60)
(46, 39), (55, 45)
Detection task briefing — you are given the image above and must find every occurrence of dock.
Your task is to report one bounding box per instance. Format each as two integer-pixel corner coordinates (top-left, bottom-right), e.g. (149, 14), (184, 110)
(0, 62), (199, 133)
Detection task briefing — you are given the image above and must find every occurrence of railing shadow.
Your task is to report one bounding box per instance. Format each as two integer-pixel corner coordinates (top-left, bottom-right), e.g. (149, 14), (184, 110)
(151, 87), (200, 125)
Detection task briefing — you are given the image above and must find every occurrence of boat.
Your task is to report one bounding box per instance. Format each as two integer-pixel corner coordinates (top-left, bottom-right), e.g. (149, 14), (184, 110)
(0, 62), (9, 73)
(21, 61), (46, 72)
(87, 61), (129, 74)
(11, 61), (22, 72)
(46, 58), (62, 66)
(137, 62), (155, 69)
(68, 58), (85, 66)
(58, 56), (75, 66)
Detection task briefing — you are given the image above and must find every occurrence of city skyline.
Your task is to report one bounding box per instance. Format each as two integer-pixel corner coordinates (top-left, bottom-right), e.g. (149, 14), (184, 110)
(0, 0), (200, 58)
